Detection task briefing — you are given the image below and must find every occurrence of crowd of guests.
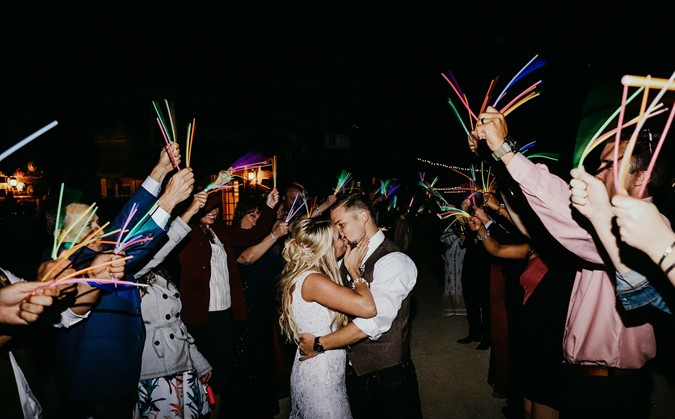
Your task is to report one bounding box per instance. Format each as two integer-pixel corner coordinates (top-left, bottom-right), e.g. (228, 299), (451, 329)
(0, 139), (427, 419)
(1, 96), (674, 419)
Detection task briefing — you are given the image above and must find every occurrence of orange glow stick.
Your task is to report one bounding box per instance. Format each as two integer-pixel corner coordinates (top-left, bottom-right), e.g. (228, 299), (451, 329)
(622, 75), (675, 90)
(500, 80), (542, 115)
(54, 255), (133, 283)
(502, 91), (541, 118)
(272, 155), (277, 188)
(189, 118), (196, 167)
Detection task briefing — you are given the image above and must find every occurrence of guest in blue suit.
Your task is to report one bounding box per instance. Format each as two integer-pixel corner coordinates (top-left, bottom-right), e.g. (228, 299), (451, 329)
(50, 145), (196, 419)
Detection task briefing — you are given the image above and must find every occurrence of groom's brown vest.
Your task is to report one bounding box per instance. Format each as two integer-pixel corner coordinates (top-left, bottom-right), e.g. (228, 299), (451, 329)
(340, 237), (412, 376)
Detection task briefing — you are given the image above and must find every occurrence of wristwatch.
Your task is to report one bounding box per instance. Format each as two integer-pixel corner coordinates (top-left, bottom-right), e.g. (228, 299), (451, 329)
(492, 136), (519, 161)
(314, 336), (325, 354)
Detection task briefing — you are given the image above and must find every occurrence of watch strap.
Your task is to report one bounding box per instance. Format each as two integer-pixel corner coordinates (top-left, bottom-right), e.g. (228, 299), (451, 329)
(492, 136), (517, 161)
(314, 336), (325, 353)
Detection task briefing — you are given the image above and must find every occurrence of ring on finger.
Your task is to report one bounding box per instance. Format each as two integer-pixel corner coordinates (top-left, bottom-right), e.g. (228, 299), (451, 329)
(481, 117), (486, 124)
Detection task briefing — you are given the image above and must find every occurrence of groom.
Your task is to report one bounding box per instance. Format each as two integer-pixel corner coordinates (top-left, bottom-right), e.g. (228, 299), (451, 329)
(298, 193), (422, 418)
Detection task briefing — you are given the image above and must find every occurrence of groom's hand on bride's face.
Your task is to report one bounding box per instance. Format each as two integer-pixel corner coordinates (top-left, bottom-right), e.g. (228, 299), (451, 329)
(297, 333), (318, 361)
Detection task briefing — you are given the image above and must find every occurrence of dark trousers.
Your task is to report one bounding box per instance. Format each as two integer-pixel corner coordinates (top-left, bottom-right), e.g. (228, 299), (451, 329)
(186, 309), (233, 396)
(560, 365), (652, 419)
(346, 361), (422, 419)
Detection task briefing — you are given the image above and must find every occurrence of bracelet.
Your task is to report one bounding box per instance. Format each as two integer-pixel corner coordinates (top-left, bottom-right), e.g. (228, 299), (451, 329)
(351, 277), (369, 289)
(477, 230), (490, 241)
(658, 240), (675, 268)
(665, 262), (675, 275)
(270, 232), (276, 241)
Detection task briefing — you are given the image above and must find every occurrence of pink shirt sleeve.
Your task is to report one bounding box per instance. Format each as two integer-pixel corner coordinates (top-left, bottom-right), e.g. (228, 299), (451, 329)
(506, 153), (604, 265)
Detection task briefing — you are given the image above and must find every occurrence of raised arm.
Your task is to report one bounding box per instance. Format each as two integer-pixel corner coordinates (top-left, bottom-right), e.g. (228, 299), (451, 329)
(237, 220), (289, 265)
(467, 215), (530, 259)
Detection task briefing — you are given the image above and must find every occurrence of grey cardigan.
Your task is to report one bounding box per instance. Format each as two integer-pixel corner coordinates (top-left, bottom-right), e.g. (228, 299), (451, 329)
(135, 217), (212, 380)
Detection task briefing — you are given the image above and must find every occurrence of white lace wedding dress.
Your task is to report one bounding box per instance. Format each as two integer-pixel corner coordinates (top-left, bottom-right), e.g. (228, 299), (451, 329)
(289, 270), (352, 419)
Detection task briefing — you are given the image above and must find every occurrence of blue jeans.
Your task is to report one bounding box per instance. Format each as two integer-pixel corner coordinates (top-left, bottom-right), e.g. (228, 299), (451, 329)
(616, 270), (672, 314)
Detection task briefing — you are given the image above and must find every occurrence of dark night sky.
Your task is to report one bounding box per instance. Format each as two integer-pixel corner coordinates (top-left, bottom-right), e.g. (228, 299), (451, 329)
(0, 5), (673, 194)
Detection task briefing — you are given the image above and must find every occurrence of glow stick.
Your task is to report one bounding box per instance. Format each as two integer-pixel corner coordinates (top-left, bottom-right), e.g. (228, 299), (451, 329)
(115, 202), (138, 253)
(617, 70), (675, 191)
(0, 120), (58, 163)
(152, 101), (172, 143)
(288, 199), (307, 221)
(117, 236), (154, 252)
(500, 80), (542, 114)
(526, 153), (560, 161)
(56, 202), (97, 252)
(272, 155), (277, 188)
(576, 87), (645, 167)
(51, 278), (149, 287)
(165, 99), (177, 143)
(56, 223), (115, 262)
(502, 91), (541, 117)
(579, 106), (666, 167)
(493, 54), (544, 107)
(124, 202), (159, 241)
(42, 223), (115, 281)
(189, 118), (196, 167)
(53, 255), (134, 282)
(480, 77), (497, 114)
(334, 170), (353, 194)
(447, 98), (471, 136)
(185, 122), (192, 168)
(51, 183), (65, 259)
(71, 204), (98, 250)
(284, 193), (300, 222)
(156, 118), (180, 170)
(622, 75), (675, 90)
(441, 73), (478, 121)
(637, 104), (675, 197)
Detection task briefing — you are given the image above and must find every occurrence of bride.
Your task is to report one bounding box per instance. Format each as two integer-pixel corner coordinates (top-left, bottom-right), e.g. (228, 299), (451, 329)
(279, 218), (374, 418)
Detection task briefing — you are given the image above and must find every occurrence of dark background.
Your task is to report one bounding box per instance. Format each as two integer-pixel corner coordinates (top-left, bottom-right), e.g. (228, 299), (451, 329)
(1, 6), (673, 188)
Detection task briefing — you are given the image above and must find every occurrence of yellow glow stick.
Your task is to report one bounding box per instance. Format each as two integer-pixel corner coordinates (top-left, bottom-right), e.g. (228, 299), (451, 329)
(185, 122), (192, 168)
(165, 99), (177, 143)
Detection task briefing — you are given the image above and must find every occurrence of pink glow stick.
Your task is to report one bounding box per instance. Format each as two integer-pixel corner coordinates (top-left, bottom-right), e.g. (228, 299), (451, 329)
(637, 104), (675, 198)
(156, 118), (180, 170)
(441, 73), (478, 121)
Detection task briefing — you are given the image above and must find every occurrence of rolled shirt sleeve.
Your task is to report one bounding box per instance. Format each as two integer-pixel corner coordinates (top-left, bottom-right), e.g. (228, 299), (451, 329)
(352, 252), (417, 340)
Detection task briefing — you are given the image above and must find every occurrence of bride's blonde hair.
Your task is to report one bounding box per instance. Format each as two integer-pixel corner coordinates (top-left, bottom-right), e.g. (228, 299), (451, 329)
(278, 218), (347, 343)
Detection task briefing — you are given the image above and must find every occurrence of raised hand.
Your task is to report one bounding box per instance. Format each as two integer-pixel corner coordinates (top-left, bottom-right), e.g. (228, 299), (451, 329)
(158, 168), (195, 214)
(266, 187), (280, 209)
(611, 194), (674, 260)
(181, 191), (208, 222)
(0, 281), (60, 325)
(569, 166), (613, 223)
